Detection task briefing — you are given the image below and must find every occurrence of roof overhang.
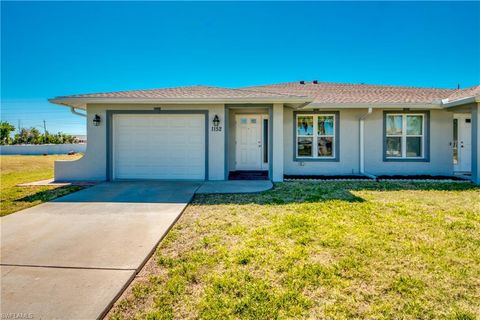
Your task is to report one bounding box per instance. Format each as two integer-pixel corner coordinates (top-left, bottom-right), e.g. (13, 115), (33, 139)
(442, 96), (480, 108)
(301, 102), (444, 109)
(50, 96), (479, 110)
(48, 96), (313, 109)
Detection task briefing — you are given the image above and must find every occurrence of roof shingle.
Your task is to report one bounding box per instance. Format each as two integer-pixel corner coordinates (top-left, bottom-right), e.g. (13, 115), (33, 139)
(446, 85), (480, 102)
(242, 81), (456, 104)
(52, 81), (479, 106)
(60, 85), (307, 99)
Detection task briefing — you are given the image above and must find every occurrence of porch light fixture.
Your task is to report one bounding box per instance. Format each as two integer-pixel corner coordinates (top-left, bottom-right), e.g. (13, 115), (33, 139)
(213, 115), (220, 127)
(93, 114), (101, 126)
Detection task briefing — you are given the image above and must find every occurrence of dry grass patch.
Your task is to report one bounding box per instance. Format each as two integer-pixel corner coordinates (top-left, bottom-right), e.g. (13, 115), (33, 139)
(0, 154), (83, 216)
(109, 181), (480, 320)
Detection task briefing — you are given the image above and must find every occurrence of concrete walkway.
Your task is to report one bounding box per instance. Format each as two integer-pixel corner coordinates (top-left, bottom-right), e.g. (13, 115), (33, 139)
(196, 180), (273, 194)
(1, 181), (201, 320)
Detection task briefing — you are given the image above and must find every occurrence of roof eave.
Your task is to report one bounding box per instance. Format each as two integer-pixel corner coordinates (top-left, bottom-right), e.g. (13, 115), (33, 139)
(303, 102), (443, 109)
(49, 97), (312, 109)
(442, 96), (479, 108)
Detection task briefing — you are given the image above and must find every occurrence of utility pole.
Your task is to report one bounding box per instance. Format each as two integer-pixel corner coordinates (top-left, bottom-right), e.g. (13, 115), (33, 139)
(43, 120), (48, 143)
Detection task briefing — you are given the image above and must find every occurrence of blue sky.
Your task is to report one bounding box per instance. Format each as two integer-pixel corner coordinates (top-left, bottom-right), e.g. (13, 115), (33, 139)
(1, 1), (479, 135)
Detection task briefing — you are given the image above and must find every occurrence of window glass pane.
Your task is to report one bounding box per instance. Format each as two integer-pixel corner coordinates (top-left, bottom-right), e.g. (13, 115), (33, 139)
(318, 137), (334, 157)
(406, 137), (422, 157)
(263, 119), (268, 163)
(297, 137), (313, 157)
(318, 116), (334, 135)
(386, 115), (403, 135)
(297, 116), (313, 136)
(240, 118), (247, 124)
(407, 115), (423, 135)
(386, 137), (402, 157)
(453, 119), (458, 164)
(250, 118), (257, 124)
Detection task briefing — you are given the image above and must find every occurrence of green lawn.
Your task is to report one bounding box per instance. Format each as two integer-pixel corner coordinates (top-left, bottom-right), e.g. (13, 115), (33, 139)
(109, 181), (480, 320)
(0, 154), (84, 216)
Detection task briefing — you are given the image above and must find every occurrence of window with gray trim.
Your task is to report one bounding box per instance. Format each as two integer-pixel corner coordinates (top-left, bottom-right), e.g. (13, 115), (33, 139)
(385, 113), (425, 159)
(296, 113), (336, 159)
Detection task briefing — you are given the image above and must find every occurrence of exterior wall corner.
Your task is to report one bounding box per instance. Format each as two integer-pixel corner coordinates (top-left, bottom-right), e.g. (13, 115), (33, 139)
(471, 103), (480, 184)
(272, 103), (284, 182)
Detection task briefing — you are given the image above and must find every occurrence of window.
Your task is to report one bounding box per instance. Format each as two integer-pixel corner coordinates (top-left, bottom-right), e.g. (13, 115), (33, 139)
(385, 113), (425, 159)
(263, 119), (268, 163)
(296, 114), (336, 159)
(453, 118), (458, 165)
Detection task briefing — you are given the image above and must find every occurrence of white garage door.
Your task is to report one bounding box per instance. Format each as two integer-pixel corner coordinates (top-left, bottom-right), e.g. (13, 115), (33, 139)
(113, 114), (205, 180)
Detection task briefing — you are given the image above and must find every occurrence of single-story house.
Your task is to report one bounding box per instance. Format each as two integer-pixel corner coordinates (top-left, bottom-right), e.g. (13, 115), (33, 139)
(49, 81), (480, 184)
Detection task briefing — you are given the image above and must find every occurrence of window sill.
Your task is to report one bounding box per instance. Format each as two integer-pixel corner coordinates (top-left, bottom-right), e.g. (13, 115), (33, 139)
(383, 157), (429, 162)
(294, 157), (340, 162)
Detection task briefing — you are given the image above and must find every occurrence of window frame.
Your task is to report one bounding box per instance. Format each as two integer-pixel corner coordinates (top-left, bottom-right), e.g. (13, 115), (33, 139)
(383, 111), (430, 162)
(293, 111), (340, 162)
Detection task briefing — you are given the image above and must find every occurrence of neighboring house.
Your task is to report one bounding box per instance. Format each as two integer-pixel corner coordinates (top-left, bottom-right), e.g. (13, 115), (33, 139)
(49, 81), (480, 184)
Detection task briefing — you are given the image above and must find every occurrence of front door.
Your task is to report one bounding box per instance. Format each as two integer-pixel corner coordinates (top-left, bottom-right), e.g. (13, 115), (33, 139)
(235, 114), (264, 170)
(453, 114), (472, 172)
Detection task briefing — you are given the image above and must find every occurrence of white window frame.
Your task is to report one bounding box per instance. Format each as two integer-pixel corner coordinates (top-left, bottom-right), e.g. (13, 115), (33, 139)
(296, 114), (336, 159)
(385, 113), (425, 159)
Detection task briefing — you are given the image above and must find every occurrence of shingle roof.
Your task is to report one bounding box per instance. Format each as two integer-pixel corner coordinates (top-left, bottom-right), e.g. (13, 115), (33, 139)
(242, 81), (456, 104)
(59, 85), (307, 99)
(445, 85), (480, 102)
(52, 82), (479, 107)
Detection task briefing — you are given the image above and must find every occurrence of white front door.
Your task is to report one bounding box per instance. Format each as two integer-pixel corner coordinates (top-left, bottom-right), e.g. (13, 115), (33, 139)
(235, 114), (264, 170)
(453, 114), (472, 173)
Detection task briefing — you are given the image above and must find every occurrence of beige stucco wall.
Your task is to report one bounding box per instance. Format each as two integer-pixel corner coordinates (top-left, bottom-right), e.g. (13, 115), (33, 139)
(471, 103), (480, 184)
(55, 103), (457, 182)
(55, 103), (225, 181)
(284, 108), (365, 175)
(284, 107), (454, 176)
(364, 109), (453, 176)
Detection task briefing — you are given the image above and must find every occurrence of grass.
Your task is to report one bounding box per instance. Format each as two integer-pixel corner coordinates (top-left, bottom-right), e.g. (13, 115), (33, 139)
(108, 181), (480, 320)
(0, 154), (84, 216)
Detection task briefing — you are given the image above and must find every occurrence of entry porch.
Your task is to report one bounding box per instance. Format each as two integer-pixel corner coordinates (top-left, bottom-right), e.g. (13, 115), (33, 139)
(224, 104), (284, 182)
(447, 103), (480, 184)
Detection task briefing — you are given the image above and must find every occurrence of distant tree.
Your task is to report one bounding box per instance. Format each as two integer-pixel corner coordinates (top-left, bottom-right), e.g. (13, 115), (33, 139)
(13, 128), (30, 144)
(29, 127), (42, 144)
(61, 133), (76, 144)
(0, 122), (16, 145)
(10, 127), (76, 145)
(44, 132), (76, 144)
(13, 127), (43, 144)
(44, 132), (56, 144)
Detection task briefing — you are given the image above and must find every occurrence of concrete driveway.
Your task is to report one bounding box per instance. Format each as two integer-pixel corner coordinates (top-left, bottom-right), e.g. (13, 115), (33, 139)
(0, 181), (201, 320)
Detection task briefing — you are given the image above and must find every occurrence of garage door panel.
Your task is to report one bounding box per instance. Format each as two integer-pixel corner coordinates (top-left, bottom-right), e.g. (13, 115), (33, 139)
(169, 135), (188, 145)
(113, 114), (205, 180)
(188, 135), (204, 144)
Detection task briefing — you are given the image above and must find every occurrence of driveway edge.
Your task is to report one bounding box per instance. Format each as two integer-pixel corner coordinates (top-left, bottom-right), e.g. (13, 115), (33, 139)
(99, 187), (200, 319)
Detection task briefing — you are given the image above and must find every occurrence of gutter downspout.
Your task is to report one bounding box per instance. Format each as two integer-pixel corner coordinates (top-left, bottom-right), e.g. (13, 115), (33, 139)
(359, 107), (376, 180)
(70, 107), (87, 117)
